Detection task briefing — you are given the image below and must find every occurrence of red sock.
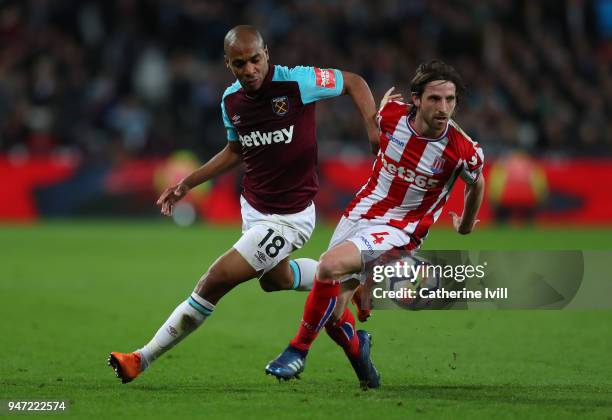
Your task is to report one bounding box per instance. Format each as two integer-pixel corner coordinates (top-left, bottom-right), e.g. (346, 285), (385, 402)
(325, 308), (360, 360)
(290, 278), (340, 352)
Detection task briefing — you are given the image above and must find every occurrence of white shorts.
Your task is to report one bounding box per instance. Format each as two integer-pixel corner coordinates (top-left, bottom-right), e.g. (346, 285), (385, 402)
(328, 216), (414, 283)
(233, 196), (315, 275)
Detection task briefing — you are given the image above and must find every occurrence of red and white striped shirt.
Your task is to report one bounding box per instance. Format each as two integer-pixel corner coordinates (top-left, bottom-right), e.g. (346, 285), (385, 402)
(343, 101), (484, 245)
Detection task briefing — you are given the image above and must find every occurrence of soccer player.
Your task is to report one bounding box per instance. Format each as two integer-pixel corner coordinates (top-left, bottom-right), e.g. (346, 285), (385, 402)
(107, 25), (379, 383)
(265, 60), (485, 389)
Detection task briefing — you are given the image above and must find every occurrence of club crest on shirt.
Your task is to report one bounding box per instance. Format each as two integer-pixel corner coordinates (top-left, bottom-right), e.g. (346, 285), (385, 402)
(431, 156), (446, 174)
(271, 96), (289, 116)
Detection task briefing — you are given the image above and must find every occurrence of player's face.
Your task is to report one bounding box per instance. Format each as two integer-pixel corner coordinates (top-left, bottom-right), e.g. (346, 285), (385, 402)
(412, 80), (456, 136)
(225, 41), (269, 93)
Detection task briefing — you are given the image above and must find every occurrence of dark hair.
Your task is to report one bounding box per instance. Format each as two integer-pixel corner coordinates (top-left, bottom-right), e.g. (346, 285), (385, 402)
(410, 60), (466, 101)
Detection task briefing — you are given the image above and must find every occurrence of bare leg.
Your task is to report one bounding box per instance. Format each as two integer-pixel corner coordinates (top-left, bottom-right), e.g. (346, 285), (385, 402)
(258, 257), (293, 292)
(259, 257), (319, 292)
(194, 248), (258, 304)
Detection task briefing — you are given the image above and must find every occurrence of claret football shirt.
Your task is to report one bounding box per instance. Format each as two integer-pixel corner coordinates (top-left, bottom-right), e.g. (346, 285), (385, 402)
(221, 65), (343, 214)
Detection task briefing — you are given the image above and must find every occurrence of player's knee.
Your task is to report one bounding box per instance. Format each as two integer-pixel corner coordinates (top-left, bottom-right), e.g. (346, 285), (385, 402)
(317, 252), (344, 281)
(259, 268), (293, 292)
(258, 277), (281, 292)
(195, 266), (228, 294)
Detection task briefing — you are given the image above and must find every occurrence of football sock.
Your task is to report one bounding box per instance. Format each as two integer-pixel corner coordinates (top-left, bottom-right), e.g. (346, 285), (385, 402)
(138, 293), (214, 370)
(325, 307), (360, 360)
(289, 278), (340, 352)
(290, 258), (318, 291)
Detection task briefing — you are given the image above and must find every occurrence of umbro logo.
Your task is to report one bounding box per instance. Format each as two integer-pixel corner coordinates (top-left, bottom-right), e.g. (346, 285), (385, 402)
(167, 326), (178, 337)
(255, 250), (267, 264)
(232, 114), (241, 124)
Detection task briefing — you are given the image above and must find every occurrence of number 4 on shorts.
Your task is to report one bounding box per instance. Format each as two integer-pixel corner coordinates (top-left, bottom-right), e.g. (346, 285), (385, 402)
(371, 232), (389, 245)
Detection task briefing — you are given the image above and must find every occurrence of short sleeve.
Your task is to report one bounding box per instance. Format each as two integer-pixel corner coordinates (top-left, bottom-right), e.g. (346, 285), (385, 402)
(274, 65), (344, 104)
(221, 99), (238, 141)
(375, 108), (384, 129)
(377, 100), (407, 133)
(460, 141), (485, 184)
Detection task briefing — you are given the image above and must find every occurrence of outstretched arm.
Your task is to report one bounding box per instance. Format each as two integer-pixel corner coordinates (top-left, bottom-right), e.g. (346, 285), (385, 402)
(157, 142), (242, 216)
(341, 71), (379, 154)
(450, 175), (485, 235)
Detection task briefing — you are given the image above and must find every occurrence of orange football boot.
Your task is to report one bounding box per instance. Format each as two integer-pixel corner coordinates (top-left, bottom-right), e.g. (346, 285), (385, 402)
(352, 285), (372, 322)
(107, 351), (143, 384)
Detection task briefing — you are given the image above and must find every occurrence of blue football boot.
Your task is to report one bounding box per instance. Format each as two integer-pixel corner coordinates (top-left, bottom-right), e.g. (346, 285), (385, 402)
(350, 330), (381, 390)
(265, 346), (307, 381)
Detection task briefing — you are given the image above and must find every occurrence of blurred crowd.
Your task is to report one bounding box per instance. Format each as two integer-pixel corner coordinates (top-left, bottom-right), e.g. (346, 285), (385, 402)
(0, 0), (611, 163)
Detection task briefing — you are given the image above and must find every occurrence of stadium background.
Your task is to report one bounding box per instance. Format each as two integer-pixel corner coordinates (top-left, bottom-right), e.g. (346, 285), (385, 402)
(1, 1), (611, 418)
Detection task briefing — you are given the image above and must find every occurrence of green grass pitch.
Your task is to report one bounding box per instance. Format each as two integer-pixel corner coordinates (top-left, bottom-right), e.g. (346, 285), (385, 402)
(1, 222), (611, 419)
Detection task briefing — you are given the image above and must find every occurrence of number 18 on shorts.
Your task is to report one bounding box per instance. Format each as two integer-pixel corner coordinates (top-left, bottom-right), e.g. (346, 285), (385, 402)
(234, 225), (295, 274)
(233, 196), (315, 275)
